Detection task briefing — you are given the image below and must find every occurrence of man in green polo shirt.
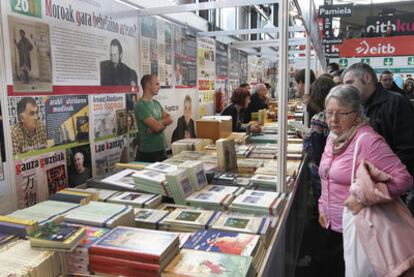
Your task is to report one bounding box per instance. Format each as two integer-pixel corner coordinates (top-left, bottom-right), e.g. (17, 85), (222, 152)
(135, 74), (172, 162)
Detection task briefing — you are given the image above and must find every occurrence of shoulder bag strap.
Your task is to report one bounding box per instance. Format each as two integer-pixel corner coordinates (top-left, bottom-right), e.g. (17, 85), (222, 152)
(351, 133), (368, 183)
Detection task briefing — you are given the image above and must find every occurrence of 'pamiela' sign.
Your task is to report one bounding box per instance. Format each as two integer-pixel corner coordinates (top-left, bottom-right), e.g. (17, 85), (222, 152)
(319, 4), (353, 18)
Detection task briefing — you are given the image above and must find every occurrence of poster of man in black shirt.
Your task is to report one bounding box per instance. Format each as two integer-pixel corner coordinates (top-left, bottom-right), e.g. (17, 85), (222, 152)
(100, 39), (138, 87)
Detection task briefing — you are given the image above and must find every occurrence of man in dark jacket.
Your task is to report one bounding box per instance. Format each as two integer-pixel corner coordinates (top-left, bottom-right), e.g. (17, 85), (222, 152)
(244, 83), (268, 123)
(343, 63), (414, 214)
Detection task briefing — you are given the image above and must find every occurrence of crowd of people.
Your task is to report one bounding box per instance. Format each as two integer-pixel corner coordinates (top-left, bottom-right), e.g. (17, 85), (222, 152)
(297, 62), (414, 276)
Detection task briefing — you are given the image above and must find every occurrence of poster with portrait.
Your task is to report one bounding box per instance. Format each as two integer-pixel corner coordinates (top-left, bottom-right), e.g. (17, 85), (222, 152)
(45, 95), (89, 146)
(15, 150), (67, 208)
(8, 95), (89, 157)
(92, 94), (126, 141)
(4, 0), (140, 94)
(156, 88), (198, 147)
(8, 16), (52, 93)
(8, 96), (47, 156)
(93, 136), (128, 176)
(248, 56), (265, 86)
(174, 26), (197, 88)
(66, 145), (92, 188)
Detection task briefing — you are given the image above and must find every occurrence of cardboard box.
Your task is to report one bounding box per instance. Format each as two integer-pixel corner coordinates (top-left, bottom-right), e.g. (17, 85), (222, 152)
(196, 116), (232, 142)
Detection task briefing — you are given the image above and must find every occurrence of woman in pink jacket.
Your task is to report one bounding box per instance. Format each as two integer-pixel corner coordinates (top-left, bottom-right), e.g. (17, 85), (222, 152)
(318, 84), (413, 276)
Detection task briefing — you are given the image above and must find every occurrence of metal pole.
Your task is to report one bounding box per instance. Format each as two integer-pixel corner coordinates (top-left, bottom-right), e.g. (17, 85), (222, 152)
(304, 0), (311, 128)
(277, 0), (288, 193)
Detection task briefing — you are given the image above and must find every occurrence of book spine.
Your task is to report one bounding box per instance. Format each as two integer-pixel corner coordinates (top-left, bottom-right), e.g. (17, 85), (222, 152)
(257, 218), (267, 235)
(0, 216), (36, 226)
(89, 254), (160, 272)
(90, 263), (158, 277)
(89, 246), (159, 264)
(0, 221), (28, 237)
(102, 205), (130, 228)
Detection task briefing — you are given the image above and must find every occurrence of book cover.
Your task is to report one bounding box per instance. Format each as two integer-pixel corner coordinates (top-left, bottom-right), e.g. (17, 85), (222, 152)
(108, 191), (158, 207)
(100, 169), (139, 190)
(133, 169), (166, 184)
(29, 222), (82, 243)
(183, 229), (259, 256)
(212, 213), (269, 235)
(145, 162), (178, 174)
(163, 249), (253, 277)
(90, 226), (179, 262)
(134, 208), (170, 223)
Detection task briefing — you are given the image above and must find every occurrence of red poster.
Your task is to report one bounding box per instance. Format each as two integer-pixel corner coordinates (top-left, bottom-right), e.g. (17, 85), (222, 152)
(337, 35), (414, 57)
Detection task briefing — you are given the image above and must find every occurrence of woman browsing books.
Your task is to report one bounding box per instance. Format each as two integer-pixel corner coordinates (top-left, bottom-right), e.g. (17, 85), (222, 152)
(221, 88), (260, 133)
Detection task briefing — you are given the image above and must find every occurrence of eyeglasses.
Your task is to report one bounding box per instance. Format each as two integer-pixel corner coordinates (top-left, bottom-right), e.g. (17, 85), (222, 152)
(325, 110), (355, 119)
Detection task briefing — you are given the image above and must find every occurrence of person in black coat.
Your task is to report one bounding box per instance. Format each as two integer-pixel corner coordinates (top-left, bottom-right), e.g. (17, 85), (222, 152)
(343, 62), (414, 214)
(100, 39), (137, 86)
(172, 95), (196, 143)
(244, 83), (269, 123)
(221, 88), (260, 133)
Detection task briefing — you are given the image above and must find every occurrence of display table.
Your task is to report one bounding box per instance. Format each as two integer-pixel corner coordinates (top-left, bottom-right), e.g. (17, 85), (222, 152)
(258, 156), (309, 277)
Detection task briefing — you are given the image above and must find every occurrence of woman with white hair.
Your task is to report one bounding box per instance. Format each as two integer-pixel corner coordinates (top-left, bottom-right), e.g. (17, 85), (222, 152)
(318, 85), (413, 276)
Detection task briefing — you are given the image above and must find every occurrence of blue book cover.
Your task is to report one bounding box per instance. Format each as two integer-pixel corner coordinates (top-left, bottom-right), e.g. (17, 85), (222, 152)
(182, 229), (259, 256)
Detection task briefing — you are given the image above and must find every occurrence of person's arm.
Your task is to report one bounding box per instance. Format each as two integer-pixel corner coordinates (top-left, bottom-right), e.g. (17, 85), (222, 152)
(162, 111), (173, 126)
(360, 134), (413, 197)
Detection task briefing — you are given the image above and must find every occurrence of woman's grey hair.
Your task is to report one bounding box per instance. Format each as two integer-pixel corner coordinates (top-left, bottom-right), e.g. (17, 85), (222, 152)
(325, 85), (364, 116)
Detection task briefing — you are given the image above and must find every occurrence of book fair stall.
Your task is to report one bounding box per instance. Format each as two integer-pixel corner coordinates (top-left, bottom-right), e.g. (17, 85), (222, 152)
(0, 0), (326, 276)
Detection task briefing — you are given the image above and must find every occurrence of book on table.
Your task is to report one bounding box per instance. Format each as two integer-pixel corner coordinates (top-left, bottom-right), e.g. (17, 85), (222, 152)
(28, 222), (86, 252)
(162, 249), (254, 277)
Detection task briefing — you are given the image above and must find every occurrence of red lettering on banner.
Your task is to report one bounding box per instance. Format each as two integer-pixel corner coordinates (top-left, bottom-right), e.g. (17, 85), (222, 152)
(337, 35), (414, 57)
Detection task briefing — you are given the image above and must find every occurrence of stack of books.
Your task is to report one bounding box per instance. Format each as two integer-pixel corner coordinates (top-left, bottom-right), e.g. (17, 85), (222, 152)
(237, 158), (264, 174)
(107, 191), (162, 208)
(162, 249), (254, 277)
(48, 188), (99, 205)
(212, 172), (238, 186)
(145, 162), (178, 174)
(182, 229), (265, 272)
(176, 150), (207, 160)
(211, 212), (273, 246)
(28, 222), (86, 252)
(94, 169), (141, 191)
(262, 123), (278, 134)
(89, 227), (179, 277)
(66, 225), (110, 275)
(134, 208), (171, 229)
(0, 240), (67, 276)
(248, 144), (277, 159)
(161, 208), (221, 232)
(186, 185), (243, 210)
(162, 158), (187, 166)
(288, 143), (304, 154)
(132, 169), (171, 197)
(85, 187), (120, 202)
(0, 215), (38, 237)
(250, 134), (277, 144)
(236, 145), (254, 158)
(166, 168), (194, 205)
(63, 201), (134, 228)
(171, 138), (212, 155)
(229, 190), (284, 216)
(8, 200), (80, 226)
(249, 174), (278, 190)
(178, 160), (208, 191)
